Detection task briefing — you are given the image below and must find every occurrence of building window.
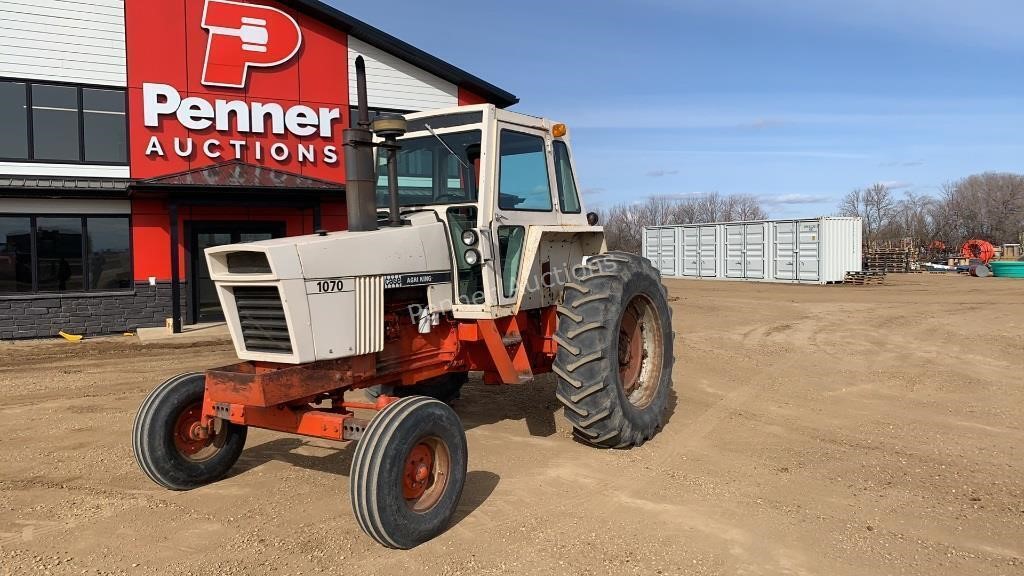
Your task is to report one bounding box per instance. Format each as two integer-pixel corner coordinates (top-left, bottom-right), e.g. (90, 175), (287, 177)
(86, 217), (132, 290)
(36, 217), (85, 292)
(0, 215), (131, 295)
(83, 89), (128, 164)
(32, 85), (81, 162)
(0, 217), (32, 293)
(0, 82), (28, 159)
(0, 80), (127, 165)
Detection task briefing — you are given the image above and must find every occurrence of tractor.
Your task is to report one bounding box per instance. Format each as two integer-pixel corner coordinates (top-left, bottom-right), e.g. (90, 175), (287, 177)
(133, 57), (675, 549)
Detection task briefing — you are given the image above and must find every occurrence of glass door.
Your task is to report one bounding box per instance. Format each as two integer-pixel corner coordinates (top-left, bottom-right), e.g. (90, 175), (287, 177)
(189, 222), (284, 323)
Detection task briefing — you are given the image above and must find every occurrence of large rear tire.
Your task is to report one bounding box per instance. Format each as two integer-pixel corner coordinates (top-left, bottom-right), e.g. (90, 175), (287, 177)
(132, 372), (247, 490)
(350, 396), (468, 549)
(554, 253), (673, 448)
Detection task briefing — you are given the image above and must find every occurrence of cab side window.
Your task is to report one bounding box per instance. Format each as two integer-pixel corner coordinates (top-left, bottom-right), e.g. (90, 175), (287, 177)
(553, 141), (581, 214)
(498, 131), (552, 212)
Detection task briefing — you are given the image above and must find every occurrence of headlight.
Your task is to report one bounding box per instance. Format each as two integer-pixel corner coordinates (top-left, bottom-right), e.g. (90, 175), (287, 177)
(464, 249), (481, 266)
(461, 230), (478, 246)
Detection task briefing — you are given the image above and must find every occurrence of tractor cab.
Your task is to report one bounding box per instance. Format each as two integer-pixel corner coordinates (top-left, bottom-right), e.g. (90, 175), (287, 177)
(366, 105), (603, 317)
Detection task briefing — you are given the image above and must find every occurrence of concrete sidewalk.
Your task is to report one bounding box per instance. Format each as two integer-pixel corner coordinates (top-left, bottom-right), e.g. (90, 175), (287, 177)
(135, 322), (231, 344)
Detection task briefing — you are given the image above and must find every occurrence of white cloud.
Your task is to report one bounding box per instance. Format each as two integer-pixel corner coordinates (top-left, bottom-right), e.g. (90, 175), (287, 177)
(880, 160), (926, 167)
(759, 193), (834, 206)
(875, 180), (914, 190)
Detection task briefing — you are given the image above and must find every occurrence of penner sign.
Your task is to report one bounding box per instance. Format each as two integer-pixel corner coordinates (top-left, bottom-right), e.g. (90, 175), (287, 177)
(141, 83), (342, 165)
(137, 0), (344, 168)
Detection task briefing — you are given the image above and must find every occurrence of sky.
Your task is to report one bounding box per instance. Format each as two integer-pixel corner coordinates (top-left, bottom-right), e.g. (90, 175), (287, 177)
(330, 0), (1024, 218)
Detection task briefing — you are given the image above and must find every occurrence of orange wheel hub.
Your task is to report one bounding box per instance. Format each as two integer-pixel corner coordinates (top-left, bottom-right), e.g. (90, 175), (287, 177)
(616, 295), (664, 409)
(173, 402), (212, 456)
(618, 302), (645, 396)
(403, 443), (434, 500)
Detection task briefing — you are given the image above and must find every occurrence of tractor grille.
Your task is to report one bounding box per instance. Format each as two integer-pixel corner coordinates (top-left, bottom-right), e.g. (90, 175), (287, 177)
(233, 286), (292, 354)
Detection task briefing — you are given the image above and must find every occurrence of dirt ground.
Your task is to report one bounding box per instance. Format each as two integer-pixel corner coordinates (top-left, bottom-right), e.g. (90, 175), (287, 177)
(0, 274), (1022, 576)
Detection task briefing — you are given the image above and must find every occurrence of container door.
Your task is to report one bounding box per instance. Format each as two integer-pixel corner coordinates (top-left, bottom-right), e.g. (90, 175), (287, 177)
(744, 224), (766, 279)
(699, 226), (718, 277)
(643, 229), (656, 261)
(658, 228), (677, 276)
(725, 225), (745, 278)
(682, 227), (699, 277)
(797, 221), (820, 282)
(774, 221), (796, 280)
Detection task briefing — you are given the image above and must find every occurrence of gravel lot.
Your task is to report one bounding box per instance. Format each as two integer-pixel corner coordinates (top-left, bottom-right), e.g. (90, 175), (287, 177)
(1, 274), (1021, 575)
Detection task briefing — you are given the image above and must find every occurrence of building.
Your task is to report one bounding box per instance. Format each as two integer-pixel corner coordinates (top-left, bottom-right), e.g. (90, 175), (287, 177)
(0, 0), (516, 339)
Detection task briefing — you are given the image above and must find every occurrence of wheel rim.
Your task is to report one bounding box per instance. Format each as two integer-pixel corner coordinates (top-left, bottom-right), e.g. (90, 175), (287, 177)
(617, 294), (664, 409)
(402, 436), (450, 513)
(172, 401), (222, 462)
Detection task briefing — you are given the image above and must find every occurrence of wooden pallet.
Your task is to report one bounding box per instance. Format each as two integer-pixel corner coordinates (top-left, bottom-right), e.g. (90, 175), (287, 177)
(845, 271), (886, 286)
(864, 248), (917, 274)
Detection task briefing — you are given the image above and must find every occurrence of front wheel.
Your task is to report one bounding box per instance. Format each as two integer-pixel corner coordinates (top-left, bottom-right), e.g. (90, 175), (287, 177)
(554, 252), (674, 448)
(350, 396), (468, 549)
(132, 372), (247, 490)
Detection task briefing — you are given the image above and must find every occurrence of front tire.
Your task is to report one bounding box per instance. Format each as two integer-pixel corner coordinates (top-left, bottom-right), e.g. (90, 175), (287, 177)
(350, 396), (468, 549)
(132, 372), (247, 490)
(554, 253), (673, 448)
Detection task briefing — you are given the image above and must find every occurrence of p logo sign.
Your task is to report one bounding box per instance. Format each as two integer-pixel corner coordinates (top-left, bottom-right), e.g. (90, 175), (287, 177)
(201, 0), (302, 89)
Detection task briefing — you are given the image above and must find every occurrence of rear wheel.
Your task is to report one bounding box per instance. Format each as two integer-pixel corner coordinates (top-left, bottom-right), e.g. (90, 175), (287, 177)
(350, 396), (467, 549)
(554, 253), (673, 447)
(132, 372), (247, 490)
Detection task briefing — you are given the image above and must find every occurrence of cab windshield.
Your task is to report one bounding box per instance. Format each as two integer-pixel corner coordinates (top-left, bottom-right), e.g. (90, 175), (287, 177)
(375, 130), (481, 207)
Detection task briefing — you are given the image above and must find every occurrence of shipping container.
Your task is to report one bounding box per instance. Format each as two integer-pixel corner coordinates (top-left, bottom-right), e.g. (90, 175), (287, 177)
(643, 217), (862, 284)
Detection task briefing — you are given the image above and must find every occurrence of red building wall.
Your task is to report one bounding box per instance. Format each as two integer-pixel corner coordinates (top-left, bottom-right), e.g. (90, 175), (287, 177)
(131, 199), (326, 282)
(458, 87), (488, 106)
(125, 0), (350, 183)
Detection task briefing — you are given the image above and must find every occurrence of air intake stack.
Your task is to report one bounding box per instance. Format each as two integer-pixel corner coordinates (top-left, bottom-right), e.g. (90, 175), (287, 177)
(343, 56), (378, 232)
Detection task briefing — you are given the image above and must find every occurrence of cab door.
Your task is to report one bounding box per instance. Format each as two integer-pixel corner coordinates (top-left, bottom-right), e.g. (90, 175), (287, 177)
(489, 125), (559, 307)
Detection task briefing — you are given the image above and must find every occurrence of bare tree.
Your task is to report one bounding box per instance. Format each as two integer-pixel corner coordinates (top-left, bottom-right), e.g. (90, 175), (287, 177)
(864, 183), (897, 245)
(692, 192), (723, 223)
(730, 194), (769, 221)
(836, 172), (1024, 249)
(887, 191), (934, 246)
(597, 193), (772, 253)
(839, 184), (897, 245)
(837, 188), (866, 219)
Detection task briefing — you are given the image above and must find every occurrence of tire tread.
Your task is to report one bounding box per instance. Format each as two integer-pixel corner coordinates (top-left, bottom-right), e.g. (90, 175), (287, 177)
(553, 253), (674, 448)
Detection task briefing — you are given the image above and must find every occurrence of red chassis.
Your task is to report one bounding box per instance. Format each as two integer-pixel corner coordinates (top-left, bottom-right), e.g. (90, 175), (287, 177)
(188, 307), (558, 445)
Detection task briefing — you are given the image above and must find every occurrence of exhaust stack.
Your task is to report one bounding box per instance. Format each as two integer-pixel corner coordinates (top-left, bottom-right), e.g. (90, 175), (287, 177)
(343, 56), (378, 232)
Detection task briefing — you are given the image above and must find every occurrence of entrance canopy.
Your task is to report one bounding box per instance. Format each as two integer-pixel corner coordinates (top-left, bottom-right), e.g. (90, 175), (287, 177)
(136, 160), (342, 192)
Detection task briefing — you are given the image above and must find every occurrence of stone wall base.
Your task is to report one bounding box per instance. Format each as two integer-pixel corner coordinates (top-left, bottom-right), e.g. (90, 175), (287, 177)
(0, 283), (188, 340)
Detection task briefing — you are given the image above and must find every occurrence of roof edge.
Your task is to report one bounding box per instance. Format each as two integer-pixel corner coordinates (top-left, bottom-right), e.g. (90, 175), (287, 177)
(287, 0), (519, 108)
